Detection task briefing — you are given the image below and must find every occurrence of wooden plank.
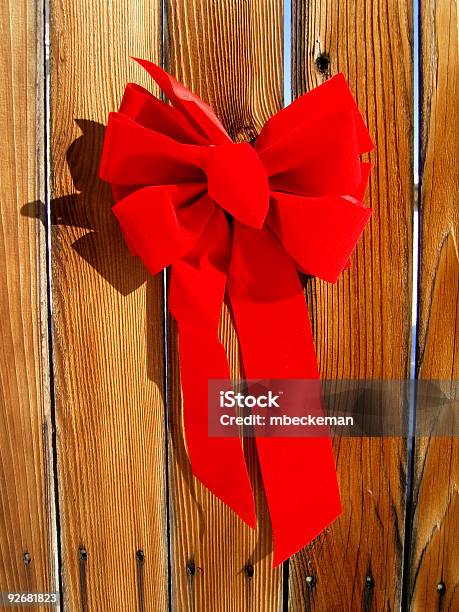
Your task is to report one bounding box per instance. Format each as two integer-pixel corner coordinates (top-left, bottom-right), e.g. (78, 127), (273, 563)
(0, 0), (57, 605)
(409, 0), (459, 609)
(49, 2), (168, 610)
(289, 1), (413, 610)
(166, 1), (284, 609)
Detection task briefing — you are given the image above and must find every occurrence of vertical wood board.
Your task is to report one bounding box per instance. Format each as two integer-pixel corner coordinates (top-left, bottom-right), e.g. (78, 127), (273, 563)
(50, 1), (168, 609)
(410, 0), (459, 609)
(0, 0), (56, 607)
(166, 0), (284, 609)
(290, 1), (413, 610)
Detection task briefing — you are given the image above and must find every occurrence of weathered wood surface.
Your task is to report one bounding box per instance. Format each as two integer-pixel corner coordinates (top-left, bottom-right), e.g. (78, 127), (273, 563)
(0, 0), (56, 607)
(409, 0), (459, 609)
(166, 0), (284, 610)
(2, 0), (457, 609)
(289, 1), (413, 610)
(50, 1), (168, 609)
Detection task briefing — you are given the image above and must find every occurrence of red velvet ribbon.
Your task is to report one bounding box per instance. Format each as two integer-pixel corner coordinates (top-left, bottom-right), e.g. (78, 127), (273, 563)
(99, 58), (373, 566)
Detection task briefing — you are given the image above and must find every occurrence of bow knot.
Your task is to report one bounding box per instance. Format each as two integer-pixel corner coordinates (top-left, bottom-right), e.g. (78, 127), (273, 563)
(206, 142), (269, 228)
(99, 58), (374, 567)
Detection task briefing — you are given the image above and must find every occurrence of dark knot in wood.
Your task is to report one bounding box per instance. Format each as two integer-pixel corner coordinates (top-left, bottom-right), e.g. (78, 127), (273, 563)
(315, 52), (331, 74)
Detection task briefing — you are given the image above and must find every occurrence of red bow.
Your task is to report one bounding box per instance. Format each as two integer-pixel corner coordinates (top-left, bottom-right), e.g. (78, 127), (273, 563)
(99, 58), (373, 566)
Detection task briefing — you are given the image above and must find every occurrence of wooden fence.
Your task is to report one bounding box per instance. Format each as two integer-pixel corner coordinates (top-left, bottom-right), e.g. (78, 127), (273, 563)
(0, 0), (457, 609)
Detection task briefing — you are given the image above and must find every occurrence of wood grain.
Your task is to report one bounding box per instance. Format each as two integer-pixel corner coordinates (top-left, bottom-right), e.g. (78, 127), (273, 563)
(50, 1), (168, 609)
(409, 0), (459, 609)
(290, 1), (413, 610)
(166, 1), (284, 609)
(0, 0), (57, 606)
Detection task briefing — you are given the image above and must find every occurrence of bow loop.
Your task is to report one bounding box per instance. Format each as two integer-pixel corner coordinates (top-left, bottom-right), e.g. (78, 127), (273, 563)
(112, 184), (213, 275)
(256, 73), (374, 154)
(207, 142), (270, 228)
(119, 82), (210, 145)
(258, 110), (364, 198)
(132, 57), (231, 145)
(268, 191), (371, 282)
(100, 112), (208, 186)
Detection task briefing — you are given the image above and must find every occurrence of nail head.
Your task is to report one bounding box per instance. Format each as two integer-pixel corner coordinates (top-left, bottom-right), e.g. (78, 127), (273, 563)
(136, 549), (145, 563)
(365, 575), (375, 590)
(245, 563), (254, 578)
(305, 575), (316, 588)
(437, 581), (446, 595)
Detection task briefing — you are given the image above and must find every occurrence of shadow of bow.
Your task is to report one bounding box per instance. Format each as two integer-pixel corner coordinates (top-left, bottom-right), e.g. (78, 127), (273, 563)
(21, 118), (206, 540)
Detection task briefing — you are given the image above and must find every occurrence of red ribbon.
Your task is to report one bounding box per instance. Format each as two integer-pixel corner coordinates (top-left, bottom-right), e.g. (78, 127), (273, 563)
(99, 58), (373, 566)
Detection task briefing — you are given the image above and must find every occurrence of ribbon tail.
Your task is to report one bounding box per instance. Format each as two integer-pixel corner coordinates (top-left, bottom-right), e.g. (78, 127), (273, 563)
(228, 223), (342, 566)
(169, 209), (256, 528)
